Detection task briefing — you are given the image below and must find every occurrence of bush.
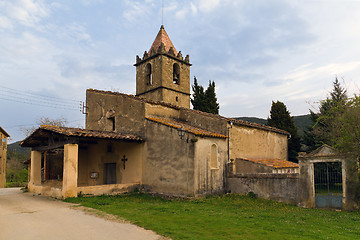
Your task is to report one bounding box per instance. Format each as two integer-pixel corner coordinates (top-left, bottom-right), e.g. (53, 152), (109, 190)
(6, 158), (28, 185)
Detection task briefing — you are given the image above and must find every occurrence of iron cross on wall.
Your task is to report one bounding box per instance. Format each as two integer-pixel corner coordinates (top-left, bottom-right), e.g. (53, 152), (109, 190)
(121, 155), (128, 169)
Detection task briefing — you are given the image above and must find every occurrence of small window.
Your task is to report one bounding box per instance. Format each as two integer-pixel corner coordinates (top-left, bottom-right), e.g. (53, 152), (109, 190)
(210, 144), (218, 169)
(108, 117), (115, 131)
(146, 63), (152, 85)
(173, 63), (180, 84)
(176, 96), (179, 102)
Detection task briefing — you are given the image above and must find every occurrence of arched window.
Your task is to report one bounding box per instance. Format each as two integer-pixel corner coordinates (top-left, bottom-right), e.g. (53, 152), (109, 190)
(210, 144), (218, 169)
(173, 63), (180, 84)
(146, 63), (152, 85)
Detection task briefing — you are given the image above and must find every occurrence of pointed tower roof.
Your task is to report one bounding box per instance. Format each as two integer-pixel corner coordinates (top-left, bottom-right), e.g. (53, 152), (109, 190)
(149, 25), (178, 55)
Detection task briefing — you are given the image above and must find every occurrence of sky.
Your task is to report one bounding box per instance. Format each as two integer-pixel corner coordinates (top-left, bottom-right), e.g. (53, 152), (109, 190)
(1, 0), (360, 143)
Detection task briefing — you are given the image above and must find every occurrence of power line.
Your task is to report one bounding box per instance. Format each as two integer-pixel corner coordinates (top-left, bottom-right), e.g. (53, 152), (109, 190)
(0, 85), (83, 111)
(0, 86), (80, 103)
(0, 91), (80, 109)
(0, 96), (80, 111)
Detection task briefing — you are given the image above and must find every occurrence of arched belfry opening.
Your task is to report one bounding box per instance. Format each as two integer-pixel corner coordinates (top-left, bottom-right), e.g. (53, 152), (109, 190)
(173, 63), (180, 84)
(146, 63), (152, 85)
(134, 25), (192, 108)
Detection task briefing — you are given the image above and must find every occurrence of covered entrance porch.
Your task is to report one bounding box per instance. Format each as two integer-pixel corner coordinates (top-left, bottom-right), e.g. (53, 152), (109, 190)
(21, 125), (144, 198)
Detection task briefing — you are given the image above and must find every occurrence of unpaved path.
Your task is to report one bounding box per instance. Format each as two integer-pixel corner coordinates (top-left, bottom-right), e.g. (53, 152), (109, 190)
(0, 188), (163, 240)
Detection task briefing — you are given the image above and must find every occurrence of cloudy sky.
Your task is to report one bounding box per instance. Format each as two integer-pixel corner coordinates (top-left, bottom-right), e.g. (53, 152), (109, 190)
(1, 0), (360, 142)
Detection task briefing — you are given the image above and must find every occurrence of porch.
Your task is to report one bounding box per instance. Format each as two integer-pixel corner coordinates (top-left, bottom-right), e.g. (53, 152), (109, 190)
(21, 125), (144, 199)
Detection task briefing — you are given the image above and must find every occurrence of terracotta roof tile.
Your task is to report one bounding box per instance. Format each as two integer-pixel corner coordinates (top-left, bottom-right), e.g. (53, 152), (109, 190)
(39, 125), (143, 141)
(20, 125), (143, 148)
(149, 25), (177, 55)
(237, 158), (299, 169)
(146, 117), (227, 139)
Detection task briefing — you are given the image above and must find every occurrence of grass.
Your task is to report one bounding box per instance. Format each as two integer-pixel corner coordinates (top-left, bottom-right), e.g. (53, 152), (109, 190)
(65, 193), (360, 240)
(6, 181), (27, 188)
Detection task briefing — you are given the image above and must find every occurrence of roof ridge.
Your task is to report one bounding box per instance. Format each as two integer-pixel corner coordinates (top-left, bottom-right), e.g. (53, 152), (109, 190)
(149, 25), (177, 55)
(146, 117), (227, 139)
(236, 157), (299, 168)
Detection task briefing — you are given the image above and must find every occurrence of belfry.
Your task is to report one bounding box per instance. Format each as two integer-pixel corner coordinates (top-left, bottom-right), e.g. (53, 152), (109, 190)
(135, 25), (191, 108)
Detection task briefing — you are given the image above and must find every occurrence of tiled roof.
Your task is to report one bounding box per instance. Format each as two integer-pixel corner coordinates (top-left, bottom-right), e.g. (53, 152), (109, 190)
(237, 158), (299, 169)
(87, 89), (289, 136)
(229, 119), (289, 136)
(40, 125), (143, 141)
(149, 25), (178, 55)
(146, 117), (227, 139)
(21, 125), (143, 147)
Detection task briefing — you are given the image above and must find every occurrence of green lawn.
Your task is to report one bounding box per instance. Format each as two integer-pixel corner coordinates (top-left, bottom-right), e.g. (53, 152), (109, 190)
(65, 193), (360, 240)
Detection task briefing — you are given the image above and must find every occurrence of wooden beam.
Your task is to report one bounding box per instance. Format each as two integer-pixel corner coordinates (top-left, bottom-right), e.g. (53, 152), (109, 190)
(33, 139), (79, 151)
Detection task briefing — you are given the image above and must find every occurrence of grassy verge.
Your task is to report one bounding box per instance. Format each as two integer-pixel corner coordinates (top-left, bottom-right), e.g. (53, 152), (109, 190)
(65, 193), (360, 240)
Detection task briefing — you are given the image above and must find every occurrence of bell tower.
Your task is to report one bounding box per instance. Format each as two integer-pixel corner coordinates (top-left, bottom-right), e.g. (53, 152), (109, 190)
(134, 25), (191, 108)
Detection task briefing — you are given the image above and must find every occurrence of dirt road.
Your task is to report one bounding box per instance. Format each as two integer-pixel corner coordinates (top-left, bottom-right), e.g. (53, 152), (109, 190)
(0, 188), (162, 240)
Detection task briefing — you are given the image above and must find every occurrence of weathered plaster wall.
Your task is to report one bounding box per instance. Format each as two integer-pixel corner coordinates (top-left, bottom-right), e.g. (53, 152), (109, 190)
(78, 183), (139, 196)
(77, 140), (143, 186)
(62, 144), (78, 198)
(194, 137), (227, 195)
(229, 125), (288, 161)
(143, 120), (195, 195)
(0, 132), (7, 188)
(86, 90), (146, 137)
(229, 173), (299, 204)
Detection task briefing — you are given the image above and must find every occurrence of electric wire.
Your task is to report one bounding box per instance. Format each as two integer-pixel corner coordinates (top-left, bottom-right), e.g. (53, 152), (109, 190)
(0, 85), (82, 111)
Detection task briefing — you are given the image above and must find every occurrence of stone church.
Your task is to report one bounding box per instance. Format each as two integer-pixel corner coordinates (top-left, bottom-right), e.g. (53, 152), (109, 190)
(21, 26), (289, 199)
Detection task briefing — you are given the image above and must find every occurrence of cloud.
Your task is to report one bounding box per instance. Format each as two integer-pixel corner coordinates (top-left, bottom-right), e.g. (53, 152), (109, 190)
(57, 22), (93, 45)
(122, 0), (154, 24)
(196, 0), (220, 12)
(1, 0), (50, 28)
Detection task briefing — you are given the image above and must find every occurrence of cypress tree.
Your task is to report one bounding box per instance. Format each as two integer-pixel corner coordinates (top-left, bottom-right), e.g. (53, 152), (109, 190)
(268, 101), (300, 162)
(191, 77), (219, 114)
(204, 81), (219, 114)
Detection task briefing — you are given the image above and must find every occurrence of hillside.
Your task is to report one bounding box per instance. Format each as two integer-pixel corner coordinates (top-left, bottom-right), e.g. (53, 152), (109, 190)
(235, 114), (313, 137)
(7, 141), (31, 162)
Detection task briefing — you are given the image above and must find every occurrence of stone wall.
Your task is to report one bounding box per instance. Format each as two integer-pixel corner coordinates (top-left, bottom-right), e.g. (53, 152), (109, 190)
(135, 53), (191, 108)
(235, 159), (274, 174)
(179, 108), (228, 136)
(86, 90), (146, 137)
(229, 173), (299, 204)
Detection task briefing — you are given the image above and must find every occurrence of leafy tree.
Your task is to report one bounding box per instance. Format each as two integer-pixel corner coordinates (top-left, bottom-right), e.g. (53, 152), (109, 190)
(267, 101), (300, 162)
(191, 77), (219, 114)
(304, 78), (347, 151)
